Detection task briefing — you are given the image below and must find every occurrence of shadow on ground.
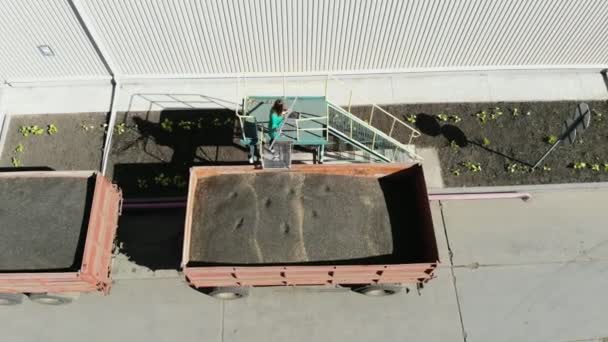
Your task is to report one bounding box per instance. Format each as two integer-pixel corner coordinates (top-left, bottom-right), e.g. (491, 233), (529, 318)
(117, 208), (185, 271)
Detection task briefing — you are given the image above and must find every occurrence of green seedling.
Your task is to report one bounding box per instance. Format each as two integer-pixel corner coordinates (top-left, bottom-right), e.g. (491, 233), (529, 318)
(450, 114), (462, 123)
(525, 110), (531, 116)
(154, 173), (171, 187)
(114, 123), (126, 135)
(604, 163), (608, 172)
(572, 162), (587, 170)
(405, 114), (416, 124)
(450, 168), (461, 176)
(542, 165), (552, 172)
(481, 137), (491, 147)
(19, 125), (44, 136)
(490, 107), (503, 120)
(506, 163), (530, 173)
(137, 178), (148, 189)
(512, 108), (519, 116)
(546, 135), (558, 145)
(178, 120), (194, 130)
(173, 175), (187, 188)
(450, 140), (460, 150)
(14, 143), (24, 153)
(462, 161), (482, 173)
(591, 163), (601, 172)
(81, 123), (96, 131)
(47, 124), (58, 135)
(592, 109), (603, 121)
(11, 157), (21, 167)
(475, 111), (488, 124)
(436, 113), (449, 122)
(161, 118), (173, 132)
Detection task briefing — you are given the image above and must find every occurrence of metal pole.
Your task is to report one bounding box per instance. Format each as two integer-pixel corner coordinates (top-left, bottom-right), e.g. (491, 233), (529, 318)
(101, 81), (121, 175)
(532, 139), (562, 170)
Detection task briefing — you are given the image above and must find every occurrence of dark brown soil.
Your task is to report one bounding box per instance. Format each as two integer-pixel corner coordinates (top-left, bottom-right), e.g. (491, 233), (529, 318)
(0, 113), (106, 170)
(0, 176), (94, 271)
(107, 109), (249, 198)
(349, 101), (608, 187)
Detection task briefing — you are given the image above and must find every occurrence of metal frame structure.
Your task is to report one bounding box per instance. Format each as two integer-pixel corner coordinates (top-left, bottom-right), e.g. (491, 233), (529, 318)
(182, 163), (438, 289)
(0, 171), (122, 295)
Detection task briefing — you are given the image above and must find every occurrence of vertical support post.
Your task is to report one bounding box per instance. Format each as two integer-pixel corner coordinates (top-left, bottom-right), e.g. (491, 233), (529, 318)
(389, 119), (396, 137)
(369, 105), (375, 125)
(0, 83), (7, 161)
(347, 91), (352, 113)
(101, 81), (121, 175)
(349, 117), (353, 138)
(324, 74), (329, 98)
(371, 132), (377, 150)
(283, 73), (286, 98)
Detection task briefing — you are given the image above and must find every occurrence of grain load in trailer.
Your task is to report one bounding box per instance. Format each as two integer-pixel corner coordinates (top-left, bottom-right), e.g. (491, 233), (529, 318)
(0, 171), (122, 305)
(182, 164), (439, 299)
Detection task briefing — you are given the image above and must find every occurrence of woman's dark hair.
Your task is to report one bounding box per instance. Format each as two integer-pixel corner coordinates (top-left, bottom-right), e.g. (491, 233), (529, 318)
(272, 99), (285, 114)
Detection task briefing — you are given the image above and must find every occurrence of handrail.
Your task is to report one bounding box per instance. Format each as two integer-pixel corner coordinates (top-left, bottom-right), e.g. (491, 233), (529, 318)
(327, 101), (423, 161)
(324, 74), (421, 144)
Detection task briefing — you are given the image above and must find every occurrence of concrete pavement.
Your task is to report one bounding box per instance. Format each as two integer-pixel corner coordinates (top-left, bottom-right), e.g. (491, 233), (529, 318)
(2, 187), (608, 342)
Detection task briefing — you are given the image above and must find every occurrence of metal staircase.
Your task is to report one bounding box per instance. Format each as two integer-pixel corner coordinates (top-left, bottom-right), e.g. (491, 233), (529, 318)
(326, 101), (422, 163)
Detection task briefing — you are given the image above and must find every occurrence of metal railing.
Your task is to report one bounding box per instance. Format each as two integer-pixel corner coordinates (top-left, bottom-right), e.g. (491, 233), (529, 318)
(295, 114), (329, 141)
(324, 74), (421, 145)
(327, 101), (422, 162)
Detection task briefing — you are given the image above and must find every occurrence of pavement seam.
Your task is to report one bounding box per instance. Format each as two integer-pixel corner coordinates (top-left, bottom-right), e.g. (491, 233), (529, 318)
(220, 301), (225, 342)
(439, 201), (468, 342)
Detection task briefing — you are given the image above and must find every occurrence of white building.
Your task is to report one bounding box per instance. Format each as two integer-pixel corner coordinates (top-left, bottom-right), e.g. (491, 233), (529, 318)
(0, 0), (607, 114)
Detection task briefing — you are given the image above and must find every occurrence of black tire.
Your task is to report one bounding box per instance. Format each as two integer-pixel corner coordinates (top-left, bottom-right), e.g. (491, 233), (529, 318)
(352, 285), (402, 297)
(27, 293), (78, 305)
(207, 287), (249, 300)
(0, 293), (24, 306)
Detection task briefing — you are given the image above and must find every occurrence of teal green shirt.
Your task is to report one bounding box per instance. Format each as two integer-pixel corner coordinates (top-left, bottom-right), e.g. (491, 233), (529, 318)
(268, 110), (284, 139)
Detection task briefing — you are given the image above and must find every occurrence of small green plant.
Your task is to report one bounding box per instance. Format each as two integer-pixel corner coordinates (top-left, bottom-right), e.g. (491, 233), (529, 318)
(47, 124), (58, 135)
(115, 123), (126, 135)
(592, 109), (603, 121)
(161, 118), (173, 132)
(542, 165), (552, 172)
(475, 110), (488, 124)
(462, 161), (482, 173)
(449, 114), (462, 123)
(490, 107), (503, 120)
(450, 140), (460, 150)
(405, 114), (416, 124)
(591, 163), (601, 172)
(154, 173), (171, 187)
(604, 163), (608, 172)
(19, 125), (44, 137)
(511, 108), (519, 116)
(436, 113), (449, 122)
(81, 122), (96, 131)
(546, 135), (558, 145)
(137, 178), (148, 189)
(572, 162), (587, 170)
(178, 120), (194, 130)
(450, 168), (461, 176)
(481, 137), (491, 147)
(525, 110), (532, 116)
(173, 175), (187, 188)
(506, 163), (530, 173)
(11, 157), (21, 167)
(14, 143), (24, 153)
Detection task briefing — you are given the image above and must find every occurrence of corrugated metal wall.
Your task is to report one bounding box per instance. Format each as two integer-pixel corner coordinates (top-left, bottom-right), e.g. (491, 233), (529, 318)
(0, 0), (109, 81)
(1, 0), (608, 81)
(78, 0), (608, 77)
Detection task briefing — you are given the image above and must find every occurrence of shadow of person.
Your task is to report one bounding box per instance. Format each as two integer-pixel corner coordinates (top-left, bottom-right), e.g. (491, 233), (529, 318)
(414, 113), (442, 137)
(441, 124), (469, 147)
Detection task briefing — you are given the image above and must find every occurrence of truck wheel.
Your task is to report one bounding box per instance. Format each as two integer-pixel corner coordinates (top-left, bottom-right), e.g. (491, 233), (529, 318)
(207, 287), (249, 300)
(353, 285), (401, 297)
(27, 292), (79, 305)
(0, 293), (24, 305)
